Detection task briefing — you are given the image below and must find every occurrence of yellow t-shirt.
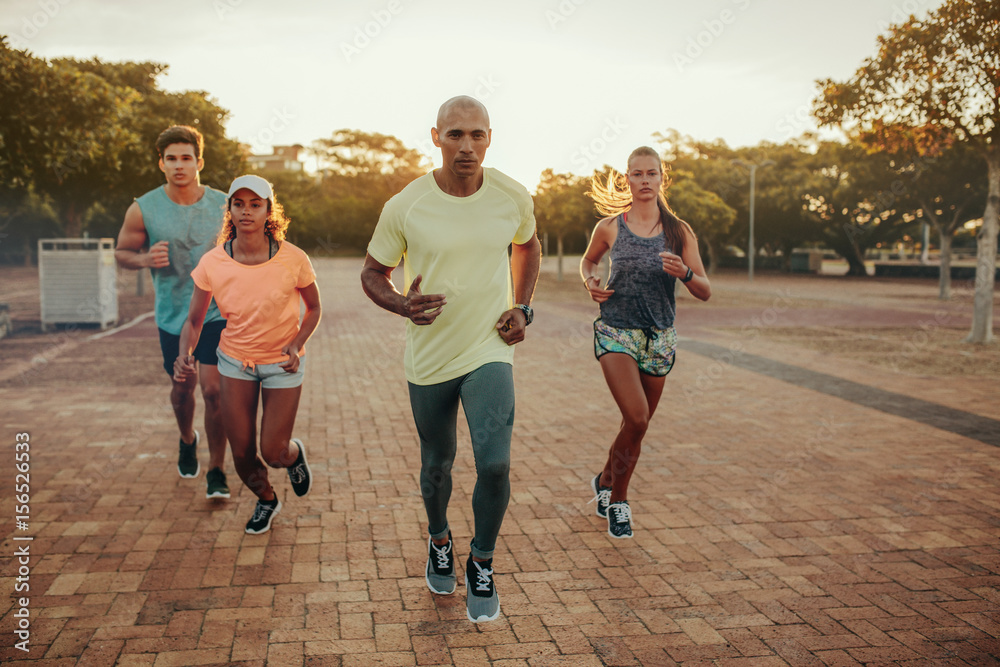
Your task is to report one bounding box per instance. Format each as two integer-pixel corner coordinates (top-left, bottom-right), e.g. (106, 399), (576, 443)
(367, 168), (536, 385)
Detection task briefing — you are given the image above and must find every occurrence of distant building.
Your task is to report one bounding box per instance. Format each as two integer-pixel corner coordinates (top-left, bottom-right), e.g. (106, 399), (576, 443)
(247, 145), (305, 173)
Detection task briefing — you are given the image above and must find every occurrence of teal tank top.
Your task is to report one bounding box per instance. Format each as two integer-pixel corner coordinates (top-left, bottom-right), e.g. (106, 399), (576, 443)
(135, 185), (227, 334)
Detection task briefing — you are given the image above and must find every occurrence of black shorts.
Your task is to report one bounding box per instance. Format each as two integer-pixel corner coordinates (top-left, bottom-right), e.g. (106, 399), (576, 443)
(158, 320), (227, 377)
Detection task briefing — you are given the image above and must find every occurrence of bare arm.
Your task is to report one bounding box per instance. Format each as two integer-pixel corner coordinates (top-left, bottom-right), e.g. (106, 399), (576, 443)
(660, 225), (711, 301)
(173, 286), (213, 381)
(496, 234), (542, 345)
(281, 281), (322, 373)
(115, 202), (170, 270)
(360, 254), (447, 325)
(580, 217), (616, 304)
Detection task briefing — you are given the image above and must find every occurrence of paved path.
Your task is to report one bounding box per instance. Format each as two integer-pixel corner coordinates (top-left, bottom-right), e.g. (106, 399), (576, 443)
(1, 258), (999, 665)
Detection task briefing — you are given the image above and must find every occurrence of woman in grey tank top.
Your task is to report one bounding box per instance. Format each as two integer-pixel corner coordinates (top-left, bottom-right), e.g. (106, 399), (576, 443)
(580, 146), (712, 539)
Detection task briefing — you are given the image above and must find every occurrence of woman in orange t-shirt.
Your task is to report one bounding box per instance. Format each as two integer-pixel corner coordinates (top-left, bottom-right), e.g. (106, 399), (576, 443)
(175, 175), (322, 535)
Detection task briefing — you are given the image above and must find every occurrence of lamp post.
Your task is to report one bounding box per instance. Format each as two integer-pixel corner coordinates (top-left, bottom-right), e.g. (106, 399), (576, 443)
(732, 159), (774, 282)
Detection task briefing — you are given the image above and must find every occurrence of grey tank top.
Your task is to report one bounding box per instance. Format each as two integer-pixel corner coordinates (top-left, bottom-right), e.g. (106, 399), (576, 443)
(599, 214), (676, 330)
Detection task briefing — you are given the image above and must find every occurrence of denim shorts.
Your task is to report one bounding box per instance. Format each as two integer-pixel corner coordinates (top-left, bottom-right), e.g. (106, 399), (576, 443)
(594, 318), (677, 376)
(216, 348), (305, 389)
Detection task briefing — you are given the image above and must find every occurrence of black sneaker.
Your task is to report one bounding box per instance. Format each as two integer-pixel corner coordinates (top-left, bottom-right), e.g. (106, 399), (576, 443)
(425, 532), (456, 595)
(245, 497), (282, 534)
(465, 554), (500, 623)
(590, 473), (611, 518)
(205, 467), (230, 499)
(607, 501), (633, 539)
(286, 438), (311, 497)
(178, 431), (200, 479)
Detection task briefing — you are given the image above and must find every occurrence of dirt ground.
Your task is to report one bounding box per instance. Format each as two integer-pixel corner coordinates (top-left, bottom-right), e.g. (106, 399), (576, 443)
(2, 261), (999, 383)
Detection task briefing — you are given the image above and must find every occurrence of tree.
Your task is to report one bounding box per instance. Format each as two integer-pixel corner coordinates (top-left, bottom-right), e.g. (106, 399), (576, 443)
(803, 141), (920, 276)
(888, 143), (987, 299)
(814, 0), (1000, 342)
(0, 42), (243, 259)
(666, 173), (736, 272)
(0, 41), (141, 239)
(307, 130), (428, 252)
(533, 169), (595, 280)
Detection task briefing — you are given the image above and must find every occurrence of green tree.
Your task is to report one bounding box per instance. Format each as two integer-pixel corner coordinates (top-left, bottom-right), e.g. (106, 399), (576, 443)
(0, 41), (141, 240)
(814, 0), (1000, 342)
(885, 143), (988, 299)
(666, 172), (736, 272)
(803, 141), (919, 276)
(308, 130), (428, 252)
(533, 169), (595, 280)
(0, 42), (244, 259)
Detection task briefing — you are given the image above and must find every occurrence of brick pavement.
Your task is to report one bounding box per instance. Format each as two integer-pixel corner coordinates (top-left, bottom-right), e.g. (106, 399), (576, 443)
(1, 257), (999, 666)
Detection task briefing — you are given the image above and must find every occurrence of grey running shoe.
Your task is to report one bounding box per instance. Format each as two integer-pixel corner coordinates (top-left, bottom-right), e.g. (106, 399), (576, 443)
(425, 532), (456, 595)
(178, 431), (200, 478)
(607, 501), (633, 539)
(205, 467), (230, 499)
(287, 438), (311, 497)
(245, 497), (281, 534)
(465, 555), (500, 623)
(589, 473), (611, 518)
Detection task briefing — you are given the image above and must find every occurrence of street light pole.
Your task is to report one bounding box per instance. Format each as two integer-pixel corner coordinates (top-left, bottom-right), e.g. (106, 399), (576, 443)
(732, 159), (775, 282)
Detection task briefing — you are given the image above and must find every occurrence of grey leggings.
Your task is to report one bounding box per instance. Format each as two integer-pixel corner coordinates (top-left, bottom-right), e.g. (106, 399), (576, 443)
(407, 362), (514, 560)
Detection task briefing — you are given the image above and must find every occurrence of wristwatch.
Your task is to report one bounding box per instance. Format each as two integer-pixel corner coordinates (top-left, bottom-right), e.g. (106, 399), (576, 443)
(681, 267), (694, 283)
(515, 303), (533, 325)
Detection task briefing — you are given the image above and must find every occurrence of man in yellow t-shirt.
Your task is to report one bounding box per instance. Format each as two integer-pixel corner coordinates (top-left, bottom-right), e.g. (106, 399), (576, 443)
(361, 96), (541, 624)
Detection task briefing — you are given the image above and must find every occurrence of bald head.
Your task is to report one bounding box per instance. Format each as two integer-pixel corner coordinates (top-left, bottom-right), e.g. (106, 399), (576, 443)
(436, 95), (490, 129)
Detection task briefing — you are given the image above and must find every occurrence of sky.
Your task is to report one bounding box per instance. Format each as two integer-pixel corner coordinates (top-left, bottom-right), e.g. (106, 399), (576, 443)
(1, 0), (935, 191)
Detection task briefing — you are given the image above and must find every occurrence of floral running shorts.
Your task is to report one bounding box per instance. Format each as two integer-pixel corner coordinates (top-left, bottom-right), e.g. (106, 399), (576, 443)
(594, 318), (677, 376)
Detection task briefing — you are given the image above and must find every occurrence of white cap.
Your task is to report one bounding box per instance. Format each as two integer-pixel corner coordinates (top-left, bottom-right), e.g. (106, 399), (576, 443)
(227, 174), (273, 199)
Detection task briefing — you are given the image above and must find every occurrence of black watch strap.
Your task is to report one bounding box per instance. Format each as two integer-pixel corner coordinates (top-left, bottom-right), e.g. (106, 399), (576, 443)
(681, 267), (694, 283)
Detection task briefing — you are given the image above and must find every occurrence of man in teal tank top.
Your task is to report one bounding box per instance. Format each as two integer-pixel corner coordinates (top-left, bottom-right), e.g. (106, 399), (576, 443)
(114, 125), (230, 499)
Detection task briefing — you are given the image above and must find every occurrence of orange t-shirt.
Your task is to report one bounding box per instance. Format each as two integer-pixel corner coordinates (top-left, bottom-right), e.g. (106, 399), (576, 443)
(191, 242), (316, 368)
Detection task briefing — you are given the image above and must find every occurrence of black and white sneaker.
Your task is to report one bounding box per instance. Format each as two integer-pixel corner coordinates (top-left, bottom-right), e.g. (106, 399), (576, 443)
(465, 554), (500, 623)
(245, 497), (282, 534)
(589, 473), (611, 518)
(286, 438), (311, 497)
(178, 431), (200, 478)
(607, 501), (633, 539)
(425, 532), (456, 595)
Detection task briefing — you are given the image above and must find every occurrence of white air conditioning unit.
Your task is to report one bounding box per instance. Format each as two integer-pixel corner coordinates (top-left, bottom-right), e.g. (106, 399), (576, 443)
(39, 238), (118, 331)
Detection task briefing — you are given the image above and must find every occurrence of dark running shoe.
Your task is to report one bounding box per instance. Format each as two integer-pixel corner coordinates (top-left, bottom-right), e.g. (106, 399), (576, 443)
(465, 554), (500, 623)
(245, 497), (282, 534)
(589, 473), (611, 518)
(178, 431), (200, 479)
(425, 532), (456, 595)
(286, 438), (312, 497)
(607, 501), (633, 539)
(205, 467), (230, 499)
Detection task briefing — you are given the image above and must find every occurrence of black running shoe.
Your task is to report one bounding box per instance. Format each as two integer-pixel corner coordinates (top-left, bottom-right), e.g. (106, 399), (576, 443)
(178, 431), (200, 478)
(245, 497), (282, 534)
(590, 473), (611, 518)
(425, 532), (456, 595)
(607, 501), (633, 539)
(286, 438), (311, 497)
(465, 554), (500, 623)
